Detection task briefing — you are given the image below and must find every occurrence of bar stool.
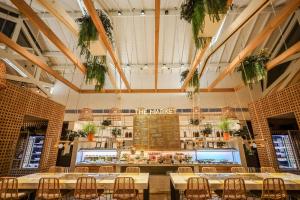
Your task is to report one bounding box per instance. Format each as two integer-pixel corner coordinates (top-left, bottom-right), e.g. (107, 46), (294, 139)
(222, 178), (247, 200)
(202, 167), (217, 173)
(112, 177), (139, 200)
(0, 177), (27, 199)
(74, 167), (89, 173)
(36, 178), (61, 200)
(261, 167), (276, 173)
(184, 177), (211, 200)
(74, 177), (101, 200)
(48, 166), (65, 173)
(99, 166), (115, 173)
(231, 167), (247, 173)
(261, 178), (287, 200)
(125, 167), (140, 174)
(178, 167), (193, 173)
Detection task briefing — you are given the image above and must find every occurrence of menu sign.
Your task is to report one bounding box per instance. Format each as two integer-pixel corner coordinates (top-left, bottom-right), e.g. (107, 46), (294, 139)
(133, 114), (180, 150)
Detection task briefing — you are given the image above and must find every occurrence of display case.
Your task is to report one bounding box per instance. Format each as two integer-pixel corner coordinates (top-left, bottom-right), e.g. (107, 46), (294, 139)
(76, 149), (118, 164)
(195, 148), (241, 164)
(22, 135), (44, 169)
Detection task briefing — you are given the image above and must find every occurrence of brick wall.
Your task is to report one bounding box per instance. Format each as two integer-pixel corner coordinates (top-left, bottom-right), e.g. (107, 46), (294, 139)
(249, 82), (300, 168)
(0, 81), (65, 176)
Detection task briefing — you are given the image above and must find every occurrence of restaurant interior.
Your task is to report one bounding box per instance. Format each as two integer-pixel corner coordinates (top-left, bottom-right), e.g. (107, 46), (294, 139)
(0, 0), (300, 199)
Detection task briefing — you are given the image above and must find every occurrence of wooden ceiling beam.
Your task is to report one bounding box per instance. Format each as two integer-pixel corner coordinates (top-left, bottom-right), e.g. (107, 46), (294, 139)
(0, 32), (80, 92)
(83, 0), (130, 90)
(181, 44), (208, 89)
(154, 0), (160, 90)
(80, 88), (235, 94)
(10, 0), (86, 74)
(266, 41), (300, 70)
(208, 0), (300, 89)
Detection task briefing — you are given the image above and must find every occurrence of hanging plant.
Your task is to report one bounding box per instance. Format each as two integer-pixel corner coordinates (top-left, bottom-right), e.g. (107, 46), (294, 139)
(181, 69), (200, 98)
(76, 9), (113, 91)
(85, 56), (107, 91)
(111, 128), (122, 137)
(180, 0), (228, 48)
(237, 49), (270, 89)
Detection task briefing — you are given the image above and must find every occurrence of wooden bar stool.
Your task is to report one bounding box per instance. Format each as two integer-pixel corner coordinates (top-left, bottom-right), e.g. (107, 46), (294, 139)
(231, 167), (247, 173)
(74, 177), (101, 200)
(48, 166), (65, 173)
(125, 167), (140, 174)
(184, 177), (211, 200)
(36, 178), (61, 200)
(261, 167), (276, 173)
(222, 178), (247, 200)
(99, 166), (115, 173)
(261, 178), (287, 200)
(113, 177), (139, 200)
(202, 167), (217, 173)
(178, 167), (193, 173)
(74, 167), (89, 173)
(0, 177), (27, 200)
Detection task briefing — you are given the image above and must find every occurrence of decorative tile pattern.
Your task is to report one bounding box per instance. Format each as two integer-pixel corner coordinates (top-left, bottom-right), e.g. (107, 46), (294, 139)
(249, 83), (300, 169)
(0, 82), (65, 176)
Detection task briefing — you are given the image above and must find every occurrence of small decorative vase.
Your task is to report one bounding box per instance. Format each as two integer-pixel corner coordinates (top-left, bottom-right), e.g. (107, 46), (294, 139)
(87, 132), (94, 141)
(223, 132), (230, 141)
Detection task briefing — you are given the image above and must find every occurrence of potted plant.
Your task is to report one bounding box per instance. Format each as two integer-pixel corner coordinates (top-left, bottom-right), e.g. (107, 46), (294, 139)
(181, 69), (199, 98)
(237, 49), (270, 89)
(66, 129), (87, 141)
(82, 122), (97, 142)
(111, 127), (122, 138)
(189, 118), (200, 126)
(202, 123), (213, 137)
(180, 0), (228, 48)
(102, 119), (112, 126)
(219, 118), (232, 141)
(76, 10), (114, 91)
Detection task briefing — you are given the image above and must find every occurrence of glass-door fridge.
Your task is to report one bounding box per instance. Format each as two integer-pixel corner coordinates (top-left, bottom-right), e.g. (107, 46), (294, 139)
(272, 134), (298, 170)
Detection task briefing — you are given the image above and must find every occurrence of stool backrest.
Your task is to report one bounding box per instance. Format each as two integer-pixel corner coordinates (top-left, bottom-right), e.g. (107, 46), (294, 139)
(37, 178), (60, 199)
(223, 178), (246, 199)
(0, 177), (18, 199)
(99, 166), (115, 173)
(261, 167), (276, 173)
(113, 177), (136, 199)
(74, 176), (98, 200)
(185, 177), (211, 199)
(125, 167), (140, 173)
(48, 166), (65, 173)
(202, 167), (217, 173)
(74, 167), (89, 173)
(231, 167), (247, 173)
(178, 167), (193, 173)
(262, 178), (287, 199)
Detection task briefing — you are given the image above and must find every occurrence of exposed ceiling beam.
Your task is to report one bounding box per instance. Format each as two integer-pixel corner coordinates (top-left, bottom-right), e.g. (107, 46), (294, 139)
(83, 0), (130, 90)
(208, 0), (300, 89)
(154, 0), (160, 90)
(266, 41), (300, 70)
(36, 0), (79, 35)
(181, 44), (208, 90)
(0, 32), (80, 92)
(10, 0), (86, 74)
(80, 88), (235, 94)
(197, 0), (271, 80)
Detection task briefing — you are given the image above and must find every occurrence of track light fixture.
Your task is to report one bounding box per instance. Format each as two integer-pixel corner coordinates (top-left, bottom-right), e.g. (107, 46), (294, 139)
(140, 9), (145, 16)
(118, 10), (122, 16)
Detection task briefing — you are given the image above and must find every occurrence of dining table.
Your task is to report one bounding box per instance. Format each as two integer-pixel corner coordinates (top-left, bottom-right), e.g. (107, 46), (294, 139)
(17, 172), (150, 200)
(170, 172), (300, 200)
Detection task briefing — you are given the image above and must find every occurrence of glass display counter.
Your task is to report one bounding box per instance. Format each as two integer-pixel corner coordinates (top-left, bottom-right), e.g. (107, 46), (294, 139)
(75, 149), (118, 164)
(195, 149), (241, 164)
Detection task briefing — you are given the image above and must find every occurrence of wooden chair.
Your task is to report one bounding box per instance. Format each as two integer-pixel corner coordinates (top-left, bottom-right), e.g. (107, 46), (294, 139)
(113, 177), (139, 200)
(261, 167), (276, 173)
(36, 178), (61, 200)
(261, 178), (287, 200)
(178, 167), (193, 173)
(231, 167), (247, 173)
(0, 177), (27, 199)
(184, 177), (211, 200)
(48, 166), (65, 173)
(74, 167), (89, 173)
(98, 166), (115, 173)
(74, 177), (101, 200)
(125, 167), (140, 174)
(202, 167), (217, 173)
(222, 178), (247, 200)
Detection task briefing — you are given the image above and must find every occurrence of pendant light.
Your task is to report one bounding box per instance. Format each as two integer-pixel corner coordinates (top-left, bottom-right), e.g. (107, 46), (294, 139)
(78, 108), (94, 121)
(221, 106), (237, 119)
(0, 60), (6, 90)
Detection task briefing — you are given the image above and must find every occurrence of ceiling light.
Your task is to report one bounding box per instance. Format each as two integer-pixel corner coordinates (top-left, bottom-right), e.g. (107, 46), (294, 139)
(140, 10), (145, 16)
(2, 58), (28, 77)
(118, 10), (122, 16)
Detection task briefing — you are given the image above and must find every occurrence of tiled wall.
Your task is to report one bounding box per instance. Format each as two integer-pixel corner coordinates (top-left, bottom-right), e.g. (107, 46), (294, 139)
(0, 82), (65, 176)
(249, 83), (300, 168)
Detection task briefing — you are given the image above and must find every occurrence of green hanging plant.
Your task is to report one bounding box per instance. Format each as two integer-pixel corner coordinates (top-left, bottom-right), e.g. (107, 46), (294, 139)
(85, 56), (107, 91)
(180, 0), (228, 48)
(82, 122), (97, 135)
(237, 49), (270, 89)
(111, 128), (122, 137)
(76, 10), (113, 91)
(181, 69), (200, 98)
